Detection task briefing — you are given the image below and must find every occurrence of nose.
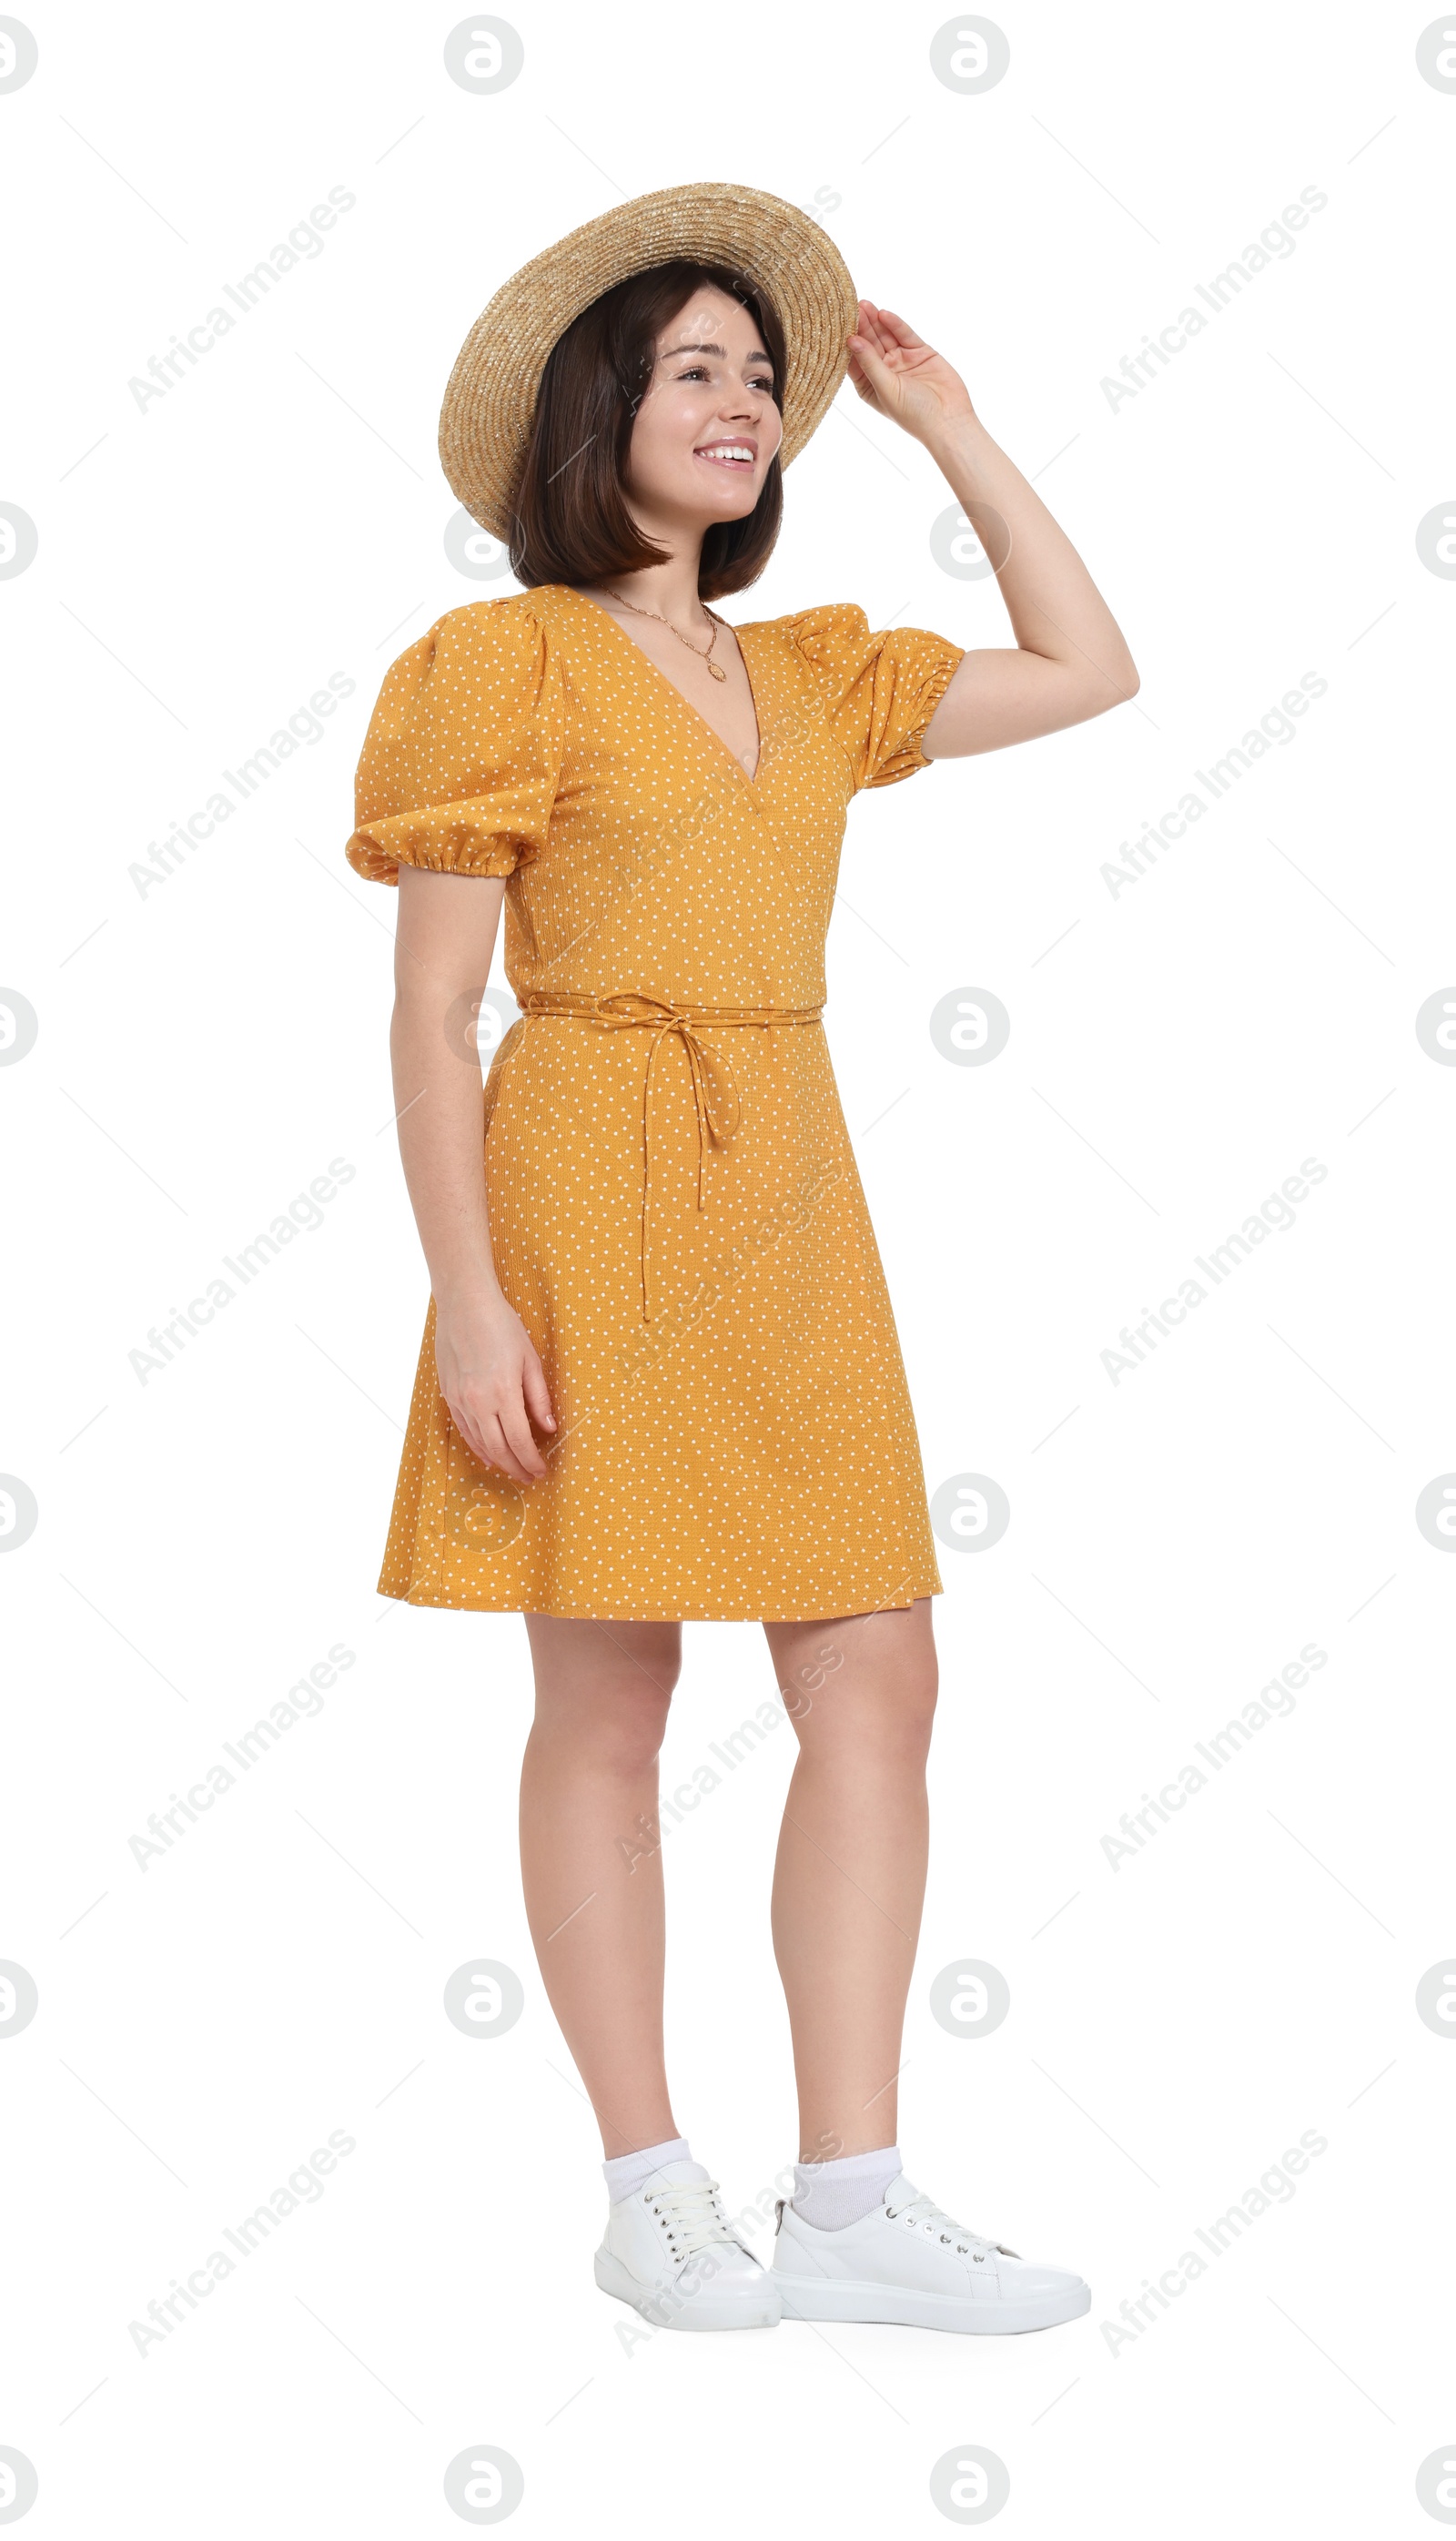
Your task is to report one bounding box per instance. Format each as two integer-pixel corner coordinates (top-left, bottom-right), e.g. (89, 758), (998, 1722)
(719, 383), (777, 446)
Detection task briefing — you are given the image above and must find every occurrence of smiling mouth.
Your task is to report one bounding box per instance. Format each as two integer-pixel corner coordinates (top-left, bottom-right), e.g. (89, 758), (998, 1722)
(694, 441), (757, 470)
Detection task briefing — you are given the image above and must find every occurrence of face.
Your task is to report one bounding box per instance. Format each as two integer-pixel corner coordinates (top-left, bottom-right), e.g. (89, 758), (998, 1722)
(623, 283), (783, 531)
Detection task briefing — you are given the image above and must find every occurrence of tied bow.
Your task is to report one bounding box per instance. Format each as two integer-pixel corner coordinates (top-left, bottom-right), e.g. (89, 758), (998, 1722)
(587, 996), (741, 1324)
(515, 990), (823, 1323)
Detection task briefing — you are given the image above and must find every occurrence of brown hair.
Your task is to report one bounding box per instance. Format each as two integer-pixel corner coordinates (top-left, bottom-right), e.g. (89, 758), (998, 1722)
(507, 260), (785, 601)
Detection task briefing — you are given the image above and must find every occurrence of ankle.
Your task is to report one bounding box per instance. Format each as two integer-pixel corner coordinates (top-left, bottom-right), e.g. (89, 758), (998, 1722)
(602, 2135), (693, 2202)
(792, 2143), (902, 2230)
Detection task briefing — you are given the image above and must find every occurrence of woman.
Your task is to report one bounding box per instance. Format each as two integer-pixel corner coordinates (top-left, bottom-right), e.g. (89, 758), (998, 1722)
(346, 184), (1138, 2337)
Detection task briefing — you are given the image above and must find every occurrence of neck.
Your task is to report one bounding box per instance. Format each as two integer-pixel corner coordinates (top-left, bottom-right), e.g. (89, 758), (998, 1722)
(592, 528), (708, 627)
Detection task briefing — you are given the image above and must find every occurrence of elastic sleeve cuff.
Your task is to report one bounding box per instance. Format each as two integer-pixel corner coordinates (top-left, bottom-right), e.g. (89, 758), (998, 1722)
(863, 646), (966, 789)
(344, 806), (531, 885)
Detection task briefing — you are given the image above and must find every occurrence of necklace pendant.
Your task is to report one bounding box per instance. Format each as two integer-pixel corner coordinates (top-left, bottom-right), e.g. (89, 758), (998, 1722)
(706, 662), (727, 682)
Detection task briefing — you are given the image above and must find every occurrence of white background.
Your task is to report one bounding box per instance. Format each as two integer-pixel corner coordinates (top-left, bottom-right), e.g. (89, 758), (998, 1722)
(4, 1), (1454, 2532)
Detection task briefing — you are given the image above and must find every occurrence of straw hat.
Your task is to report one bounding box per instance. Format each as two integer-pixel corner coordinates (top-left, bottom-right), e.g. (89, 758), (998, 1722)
(438, 180), (858, 540)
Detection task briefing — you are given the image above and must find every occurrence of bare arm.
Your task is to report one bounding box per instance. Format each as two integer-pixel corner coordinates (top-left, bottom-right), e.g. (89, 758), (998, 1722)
(391, 865), (554, 1483)
(844, 300), (1139, 757)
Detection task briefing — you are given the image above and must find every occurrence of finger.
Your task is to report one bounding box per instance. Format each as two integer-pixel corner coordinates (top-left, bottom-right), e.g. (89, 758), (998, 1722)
(854, 300), (897, 359)
(521, 1349), (557, 1432)
(845, 346), (877, 403)
(872, 307), (931, 351)
(478, 1412), (539, 1489)
(448, 1394), (527, 1483)
(494, 1400), (549, 1481)
(847, 329), (899, 393)
(448, 1398), (495, 1465)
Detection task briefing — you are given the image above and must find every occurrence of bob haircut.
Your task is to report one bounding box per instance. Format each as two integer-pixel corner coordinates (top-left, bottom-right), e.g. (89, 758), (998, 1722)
(508, 260), (786, 602)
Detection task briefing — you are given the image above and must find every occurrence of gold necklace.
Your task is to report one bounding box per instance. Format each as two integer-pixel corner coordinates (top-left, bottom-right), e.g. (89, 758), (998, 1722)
(602, 585), (729, 681)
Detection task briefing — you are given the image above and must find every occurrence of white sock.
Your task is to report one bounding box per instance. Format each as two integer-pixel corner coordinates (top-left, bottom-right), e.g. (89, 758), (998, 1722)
(603, 2136), (693, 2202)
(792, 2144), (902, 2231)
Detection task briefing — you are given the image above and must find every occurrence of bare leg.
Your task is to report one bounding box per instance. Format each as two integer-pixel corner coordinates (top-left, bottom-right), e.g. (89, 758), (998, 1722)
(520, 1614), (682, 2158)
(762, 1600), (938, 2163)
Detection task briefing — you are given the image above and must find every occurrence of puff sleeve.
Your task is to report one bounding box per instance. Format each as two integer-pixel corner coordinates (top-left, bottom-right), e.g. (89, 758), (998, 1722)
(345, 601), (562, 885)
(788, 602), (965, 791)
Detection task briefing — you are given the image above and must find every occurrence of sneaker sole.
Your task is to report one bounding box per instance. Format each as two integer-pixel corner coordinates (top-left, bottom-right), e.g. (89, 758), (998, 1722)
(774, 2273), (1091, 2334)
(594, 2247), (781, 2332)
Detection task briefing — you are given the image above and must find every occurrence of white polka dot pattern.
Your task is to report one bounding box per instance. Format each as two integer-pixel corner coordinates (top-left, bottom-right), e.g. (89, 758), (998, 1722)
(345, 583), (965, 1620)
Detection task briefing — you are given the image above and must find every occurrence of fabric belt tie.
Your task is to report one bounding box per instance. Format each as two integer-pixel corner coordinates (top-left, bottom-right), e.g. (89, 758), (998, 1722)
(515, 991), (824, 1323)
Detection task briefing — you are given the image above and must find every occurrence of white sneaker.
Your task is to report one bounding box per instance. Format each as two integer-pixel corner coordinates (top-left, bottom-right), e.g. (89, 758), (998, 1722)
(595, 2158), (781, 2331)
(772, 2171), (1090, 2334)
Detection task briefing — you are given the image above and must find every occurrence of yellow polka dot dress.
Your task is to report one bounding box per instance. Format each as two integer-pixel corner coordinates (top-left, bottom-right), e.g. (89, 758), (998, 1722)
(346, 583), (964, 1621)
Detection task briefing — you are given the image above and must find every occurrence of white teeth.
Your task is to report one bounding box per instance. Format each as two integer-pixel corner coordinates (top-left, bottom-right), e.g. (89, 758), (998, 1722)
(699, 444), (753, 461)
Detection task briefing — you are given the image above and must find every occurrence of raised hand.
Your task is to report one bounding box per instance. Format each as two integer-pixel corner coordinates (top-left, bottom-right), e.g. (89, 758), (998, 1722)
(845, 299), (976, 444)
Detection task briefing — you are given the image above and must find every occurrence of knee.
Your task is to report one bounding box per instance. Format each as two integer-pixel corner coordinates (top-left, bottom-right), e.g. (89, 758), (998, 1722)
(794, 1652), (938, 1768)
(538, 1652), (679, 1777)
(888, 1655), (938, 1759)
(595, 1675), (676, 1776)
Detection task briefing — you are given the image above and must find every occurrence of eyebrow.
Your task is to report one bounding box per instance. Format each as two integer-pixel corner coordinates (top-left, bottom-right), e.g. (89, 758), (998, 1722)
(659, 339), (774, 370)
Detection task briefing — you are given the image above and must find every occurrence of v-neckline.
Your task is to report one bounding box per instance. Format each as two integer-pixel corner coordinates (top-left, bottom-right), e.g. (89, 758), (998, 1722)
(559, 583), (764, 792)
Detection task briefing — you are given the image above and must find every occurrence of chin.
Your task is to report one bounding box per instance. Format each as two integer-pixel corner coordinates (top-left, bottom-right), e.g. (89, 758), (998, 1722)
(690, 480), (762, 527)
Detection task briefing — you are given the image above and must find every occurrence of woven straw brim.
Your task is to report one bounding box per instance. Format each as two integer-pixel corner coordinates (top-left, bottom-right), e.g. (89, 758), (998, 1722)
(438, 181), (858, 541)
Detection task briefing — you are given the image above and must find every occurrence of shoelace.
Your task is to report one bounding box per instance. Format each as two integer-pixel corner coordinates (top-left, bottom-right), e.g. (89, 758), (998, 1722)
(884, 2191), (1018, 2261)
(643, 2177), (739, 2262)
